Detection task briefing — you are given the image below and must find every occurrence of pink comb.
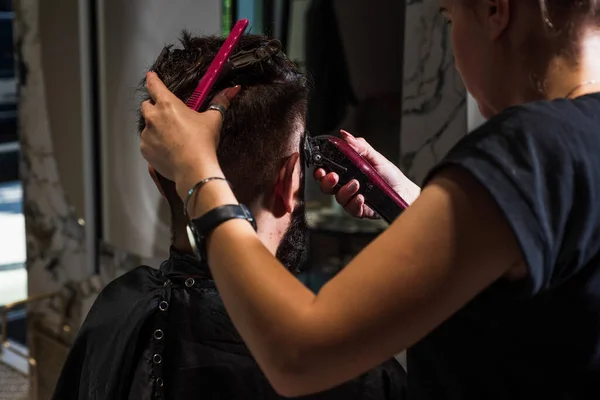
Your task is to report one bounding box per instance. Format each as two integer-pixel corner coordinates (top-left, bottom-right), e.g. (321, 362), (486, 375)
(185, 19), (249, 111)
(148, 19), (249, 190)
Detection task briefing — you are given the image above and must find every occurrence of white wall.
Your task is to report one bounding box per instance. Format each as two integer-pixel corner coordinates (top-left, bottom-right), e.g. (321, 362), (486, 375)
(100, 0), (221, 259)
(467, 93), (486, 132)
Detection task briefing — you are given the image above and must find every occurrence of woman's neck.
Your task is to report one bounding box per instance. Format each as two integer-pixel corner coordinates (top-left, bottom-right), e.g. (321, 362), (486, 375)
(544, 65), (600, 100)
(543, 34), (600, 100)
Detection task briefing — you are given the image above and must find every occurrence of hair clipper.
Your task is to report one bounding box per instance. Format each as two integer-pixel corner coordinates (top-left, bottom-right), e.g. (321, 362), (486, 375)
(304, 135), (409, 224)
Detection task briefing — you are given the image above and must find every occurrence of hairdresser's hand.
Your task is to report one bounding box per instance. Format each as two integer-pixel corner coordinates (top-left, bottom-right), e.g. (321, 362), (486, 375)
(139, 72), (240, 190)
(314, 130), (421, 219)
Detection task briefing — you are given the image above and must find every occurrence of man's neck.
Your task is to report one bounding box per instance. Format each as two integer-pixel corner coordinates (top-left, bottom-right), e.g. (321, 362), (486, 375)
(172, 235), (194, 255)
(171, 209), (284, 257)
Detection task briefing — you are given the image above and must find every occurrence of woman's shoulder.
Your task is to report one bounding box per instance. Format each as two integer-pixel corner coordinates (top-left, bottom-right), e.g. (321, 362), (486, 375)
(471, 94), (600, 142)
(474, 102), (555, 137)
(449, 95), (600, 167)
(426, 95), (600, 187)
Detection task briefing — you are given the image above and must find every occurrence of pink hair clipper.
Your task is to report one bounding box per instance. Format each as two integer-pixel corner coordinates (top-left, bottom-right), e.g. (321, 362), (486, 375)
(304, 135), (409, 223)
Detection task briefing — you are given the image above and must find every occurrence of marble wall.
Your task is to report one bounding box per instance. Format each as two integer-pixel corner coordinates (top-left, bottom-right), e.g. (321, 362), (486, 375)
(16, 0), (88, 297)
(15, 0), (139, 329)
(14, 0), (219, 336)
(401, 0), (468, 184)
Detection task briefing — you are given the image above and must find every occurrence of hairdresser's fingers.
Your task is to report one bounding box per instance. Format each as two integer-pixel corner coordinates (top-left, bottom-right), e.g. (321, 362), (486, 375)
(314, 168), (327, 182)
(340, 130), (369, 155)
(335, 179), (360, 207)
(145, 72), (174, 104)
(206, 86), (242, 125)
(318, 172), (339, 195)
(344, 194), (365, 218)
(140, 100), (154, 123)
(340, 130), (387, 165)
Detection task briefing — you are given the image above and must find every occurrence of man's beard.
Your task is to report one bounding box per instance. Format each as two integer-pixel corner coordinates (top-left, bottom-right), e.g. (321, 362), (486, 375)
(275, 203), (308, 276)
(171, 197), (309, 274)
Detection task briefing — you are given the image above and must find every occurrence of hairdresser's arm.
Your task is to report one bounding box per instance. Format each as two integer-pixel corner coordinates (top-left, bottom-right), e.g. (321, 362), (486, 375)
(177, 165), (522, 396)
(140, 74), (523, 397)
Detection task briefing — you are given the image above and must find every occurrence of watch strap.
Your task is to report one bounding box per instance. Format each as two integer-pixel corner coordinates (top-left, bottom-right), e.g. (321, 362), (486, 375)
(187, 204), (257, 262)
(193, 204), (257, 236)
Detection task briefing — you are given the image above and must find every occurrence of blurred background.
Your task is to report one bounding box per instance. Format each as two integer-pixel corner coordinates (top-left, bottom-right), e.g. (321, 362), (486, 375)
(0, 0), (485, 398)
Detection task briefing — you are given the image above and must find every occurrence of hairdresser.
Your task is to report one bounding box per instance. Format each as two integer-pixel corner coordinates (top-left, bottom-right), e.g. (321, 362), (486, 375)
(139, 0), (600, 398)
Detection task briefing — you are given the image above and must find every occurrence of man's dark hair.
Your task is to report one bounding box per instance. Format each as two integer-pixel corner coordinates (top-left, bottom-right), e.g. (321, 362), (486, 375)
(138, 32), (309, 227)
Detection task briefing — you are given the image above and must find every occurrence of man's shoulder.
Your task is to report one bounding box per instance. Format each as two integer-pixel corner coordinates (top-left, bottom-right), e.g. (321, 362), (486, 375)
(84, 264), (163, 321)
(102, 264), (161, 293)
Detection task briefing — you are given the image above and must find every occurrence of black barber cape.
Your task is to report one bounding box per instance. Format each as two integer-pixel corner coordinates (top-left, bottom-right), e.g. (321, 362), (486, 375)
(52, 249), (407, 400)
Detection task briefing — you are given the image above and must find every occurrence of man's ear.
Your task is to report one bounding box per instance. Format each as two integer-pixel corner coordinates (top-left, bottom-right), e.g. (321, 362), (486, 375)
(275, 152), (301, 214)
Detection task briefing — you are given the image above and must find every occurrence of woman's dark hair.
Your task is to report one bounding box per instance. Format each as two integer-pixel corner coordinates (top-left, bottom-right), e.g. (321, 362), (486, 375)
(463, 1), (600, 33)
(137, 32), (309, 224)
(486, 0), (600, 92)
(539, 0), (600, 30)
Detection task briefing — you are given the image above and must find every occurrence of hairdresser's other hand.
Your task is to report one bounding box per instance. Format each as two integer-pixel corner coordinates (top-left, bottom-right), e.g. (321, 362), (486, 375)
(140, 71), (240, 184)
(314, 130), (421, 219)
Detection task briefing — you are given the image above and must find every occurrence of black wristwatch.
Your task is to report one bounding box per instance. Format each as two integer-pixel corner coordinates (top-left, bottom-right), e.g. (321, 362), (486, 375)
(186, 204), (257, 262)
